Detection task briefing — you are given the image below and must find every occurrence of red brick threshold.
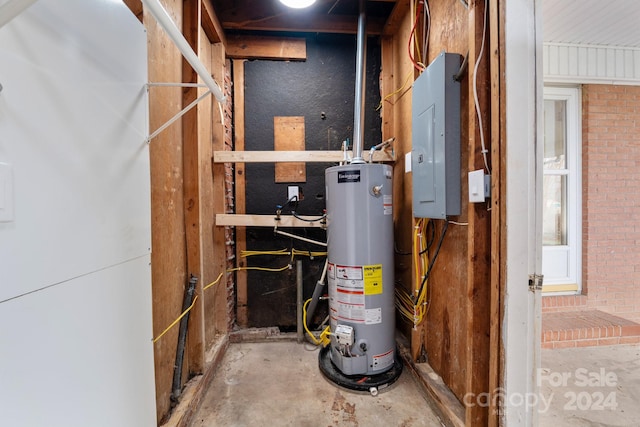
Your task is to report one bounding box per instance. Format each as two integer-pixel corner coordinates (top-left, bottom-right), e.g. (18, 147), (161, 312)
(542, 310), (640, 349)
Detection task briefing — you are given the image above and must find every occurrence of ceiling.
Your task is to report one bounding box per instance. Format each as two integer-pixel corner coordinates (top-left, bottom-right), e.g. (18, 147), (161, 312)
(210, 0), (398, 35)
(543, 0), (640, 48)
(210, 0), (640, 48)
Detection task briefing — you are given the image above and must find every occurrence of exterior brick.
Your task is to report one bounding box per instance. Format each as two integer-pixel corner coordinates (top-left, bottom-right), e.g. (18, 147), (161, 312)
(544, 85), (640, 340)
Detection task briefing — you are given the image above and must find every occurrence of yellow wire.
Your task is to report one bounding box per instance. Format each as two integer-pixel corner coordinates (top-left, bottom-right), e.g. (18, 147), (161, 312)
(152, 295), (199, 344)
(153, 263), (292, 343)
(376, 70), (414, 111)
(203, 272), (224, 292)
(303, 298), (331, 346)
(303, 298), (320, 345)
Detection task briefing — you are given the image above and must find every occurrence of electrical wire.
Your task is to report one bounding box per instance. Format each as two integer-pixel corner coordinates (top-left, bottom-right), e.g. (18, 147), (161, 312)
(152, 263), (292, 343)
(153, 295), (199, 343)
(421, 0), (430, 64)
(473, 1), (490, 174)
(408, 0), (426, 72)
(303, 298), (331, 346)
(415, 220), (448, 303)
(395, 219), (449, 327)
(376, 70), (414, 111)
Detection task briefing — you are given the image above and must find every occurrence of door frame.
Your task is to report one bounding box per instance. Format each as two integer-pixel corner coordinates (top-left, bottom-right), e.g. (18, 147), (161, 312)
(502, 0), (543, 425)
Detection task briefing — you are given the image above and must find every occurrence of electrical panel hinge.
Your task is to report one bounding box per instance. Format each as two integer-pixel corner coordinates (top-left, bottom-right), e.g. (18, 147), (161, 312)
(528, 274), (544, 292)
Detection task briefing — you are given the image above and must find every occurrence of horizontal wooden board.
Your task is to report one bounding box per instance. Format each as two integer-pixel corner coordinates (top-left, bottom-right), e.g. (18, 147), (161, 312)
(213, 150), (395, 163)
(226, 35), (306, 60)
(215, 214), (326, 228)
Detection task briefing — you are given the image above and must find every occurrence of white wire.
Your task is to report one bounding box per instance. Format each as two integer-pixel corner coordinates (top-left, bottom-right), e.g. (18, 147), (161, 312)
(473, 1), (490, 174)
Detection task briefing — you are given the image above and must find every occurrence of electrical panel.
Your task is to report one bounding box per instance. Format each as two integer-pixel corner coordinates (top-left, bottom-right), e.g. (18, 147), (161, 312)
(412, 51), (462, 219)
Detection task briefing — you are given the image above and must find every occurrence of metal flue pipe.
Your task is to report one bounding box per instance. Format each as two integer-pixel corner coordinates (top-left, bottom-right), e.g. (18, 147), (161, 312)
(351, 0), (367, 164)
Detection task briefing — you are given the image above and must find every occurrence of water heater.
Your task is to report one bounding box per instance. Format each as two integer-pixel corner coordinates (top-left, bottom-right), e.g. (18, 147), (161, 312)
(324, 163), (396, 376)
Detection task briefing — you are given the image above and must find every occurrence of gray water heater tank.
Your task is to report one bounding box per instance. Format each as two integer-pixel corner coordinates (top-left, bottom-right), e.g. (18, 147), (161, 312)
(325, 163), (395, 376)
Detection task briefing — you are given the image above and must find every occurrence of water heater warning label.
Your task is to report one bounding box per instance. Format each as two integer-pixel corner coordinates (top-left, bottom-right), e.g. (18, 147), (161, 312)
(372, 349), (394, 370)
(383, 194), (393, 215)
(328, 263), (365, 323)
(363, 264), (383, 295)
(365, 307), (382, 325)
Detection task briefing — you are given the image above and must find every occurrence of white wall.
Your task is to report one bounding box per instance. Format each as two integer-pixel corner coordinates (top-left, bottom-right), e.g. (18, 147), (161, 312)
(0, 1), (156, 425)
(503, 0), (543, 425)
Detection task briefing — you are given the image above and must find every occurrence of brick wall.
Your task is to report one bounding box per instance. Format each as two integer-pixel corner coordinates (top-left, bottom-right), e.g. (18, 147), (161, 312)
(223, 60), (236, 331)
(543, 84), (640, 323)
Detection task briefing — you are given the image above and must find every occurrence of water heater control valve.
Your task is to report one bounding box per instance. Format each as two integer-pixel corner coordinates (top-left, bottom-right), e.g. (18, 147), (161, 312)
(334, 324), (355, 346)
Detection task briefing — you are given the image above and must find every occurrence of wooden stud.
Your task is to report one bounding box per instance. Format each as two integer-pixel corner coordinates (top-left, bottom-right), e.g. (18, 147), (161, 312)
(226, 35), (307, 61)
(465, 1), (492, 425)
(145, 0), (189, 420)
(182, 0), (205, 375)
(488, 1), (505, 425)
(232, 59), (249, 328)
(201, 0), (226, 45)
(211, 41), (229, 335)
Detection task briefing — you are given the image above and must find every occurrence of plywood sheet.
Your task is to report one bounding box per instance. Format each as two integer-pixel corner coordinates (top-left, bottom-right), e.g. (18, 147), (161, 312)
(274, 116), (306, 183)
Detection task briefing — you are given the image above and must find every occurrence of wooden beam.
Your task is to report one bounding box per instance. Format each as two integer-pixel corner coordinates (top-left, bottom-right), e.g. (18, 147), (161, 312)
(232, 59), (248, 328)
(145, 0), (189, 419)
(123, 0), (143, 21)
(383, 0), (410, 36)
(226, 35), (306, 61)
(465, 1), (492, 425)
(488, 0), (504, 425)
(201, 0), (226, 45)
(398, 344), (466, 427)
(213, 150), (395, 163)
(182, 0), (206, 375)
(210, 43), (229, 335)
(220, 14), (386, 35)
(216, 214), (326, 228)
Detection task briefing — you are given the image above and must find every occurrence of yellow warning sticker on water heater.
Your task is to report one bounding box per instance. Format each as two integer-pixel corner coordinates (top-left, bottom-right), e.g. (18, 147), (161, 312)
(363, 264), (383, 295)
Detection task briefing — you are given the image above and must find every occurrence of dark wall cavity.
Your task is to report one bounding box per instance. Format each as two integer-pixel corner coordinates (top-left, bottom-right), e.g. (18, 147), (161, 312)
(242, 33), (382, 329)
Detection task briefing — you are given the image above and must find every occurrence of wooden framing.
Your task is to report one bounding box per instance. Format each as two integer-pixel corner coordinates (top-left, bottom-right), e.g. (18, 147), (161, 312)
(488, 1), (502, 425)
(141, 0), (504, 424)
(145, 0), (189, 420)
(232, 59), (249, 328)
(464, 1), (492, 425)
(213, 150), (395, 163)
(226, 35), (307, 61)
(201, 0), (225, 44)
(182, 0), (206, 375)
(216, 214), (325, 228)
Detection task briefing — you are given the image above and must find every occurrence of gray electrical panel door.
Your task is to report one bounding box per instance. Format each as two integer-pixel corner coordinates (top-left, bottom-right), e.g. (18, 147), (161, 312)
(412, 52), (462, 219)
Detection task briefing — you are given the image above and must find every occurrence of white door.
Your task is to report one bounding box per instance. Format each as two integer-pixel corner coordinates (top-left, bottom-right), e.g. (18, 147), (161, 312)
(542, 86), (581, 294)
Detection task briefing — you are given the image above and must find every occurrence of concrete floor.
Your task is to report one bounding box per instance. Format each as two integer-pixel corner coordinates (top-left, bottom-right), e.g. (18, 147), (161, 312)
(540, 344), (640, 427)
(191, 341), (444, 427)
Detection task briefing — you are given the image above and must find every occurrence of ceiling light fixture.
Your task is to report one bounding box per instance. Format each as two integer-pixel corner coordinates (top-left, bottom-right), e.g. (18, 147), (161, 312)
(279, 0), (316, 8)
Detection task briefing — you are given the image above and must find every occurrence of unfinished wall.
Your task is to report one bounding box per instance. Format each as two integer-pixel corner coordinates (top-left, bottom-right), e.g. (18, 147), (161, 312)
(382, 1), (495, 425)
(142, 0), (232, 421)
(240, 33), (382, 329)
(542, 84), (640, 323)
